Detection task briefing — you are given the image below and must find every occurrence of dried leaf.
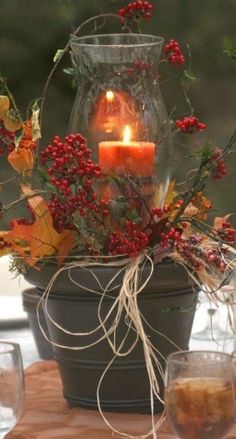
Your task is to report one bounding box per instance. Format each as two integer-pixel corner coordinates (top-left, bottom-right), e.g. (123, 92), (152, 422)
(57, 230), (78, 266)
(0, 232), (12, 256)
(0, 95), (10, 119)
(2, 186), (77, 265)
(164, 180), (177, 205)
(213, 214), (232, 231)
(31, 102), (41, 141)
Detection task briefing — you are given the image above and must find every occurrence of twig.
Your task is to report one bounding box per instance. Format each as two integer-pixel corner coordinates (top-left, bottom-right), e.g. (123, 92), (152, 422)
(172, 130), (236, 225)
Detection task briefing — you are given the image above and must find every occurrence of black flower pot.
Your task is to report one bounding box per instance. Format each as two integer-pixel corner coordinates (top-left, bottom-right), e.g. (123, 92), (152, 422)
(22, 288), (53, 360)
(24, 260), (198, 413)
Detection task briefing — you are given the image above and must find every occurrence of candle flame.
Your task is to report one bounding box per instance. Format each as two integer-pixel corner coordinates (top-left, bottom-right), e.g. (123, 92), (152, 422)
(106, 90), (114, 102)
(123, 125), (131, 143)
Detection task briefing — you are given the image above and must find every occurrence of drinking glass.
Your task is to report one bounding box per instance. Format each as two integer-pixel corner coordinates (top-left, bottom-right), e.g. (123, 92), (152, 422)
(0, 341), (25, 438)
(164, 350), (236, 439)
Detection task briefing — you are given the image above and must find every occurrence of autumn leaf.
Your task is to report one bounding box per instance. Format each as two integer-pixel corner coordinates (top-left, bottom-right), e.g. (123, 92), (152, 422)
(31, 102), (41, 141)
(213, 214), (232, 231)
(57, 229), (78, 266)
(164, 180), (177, 205)
(0, 95), (10, 119)
(0, 232), (12, 256)
(3, 189), (77, 266)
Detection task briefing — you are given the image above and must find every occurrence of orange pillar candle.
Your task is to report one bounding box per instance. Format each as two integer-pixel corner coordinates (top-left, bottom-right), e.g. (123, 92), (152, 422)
(99, 126), (155, 177)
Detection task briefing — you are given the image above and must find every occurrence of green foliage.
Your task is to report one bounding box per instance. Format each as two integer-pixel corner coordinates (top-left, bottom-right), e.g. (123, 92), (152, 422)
(223, 37), (236, 59)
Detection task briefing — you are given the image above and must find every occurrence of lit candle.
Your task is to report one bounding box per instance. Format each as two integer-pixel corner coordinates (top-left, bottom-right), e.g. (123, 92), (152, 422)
(99, 125), (155, 177)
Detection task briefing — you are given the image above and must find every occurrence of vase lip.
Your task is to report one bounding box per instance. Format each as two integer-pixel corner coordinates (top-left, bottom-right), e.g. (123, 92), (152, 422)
(167, 350), (233, 364)
(70, 33), (164, 48)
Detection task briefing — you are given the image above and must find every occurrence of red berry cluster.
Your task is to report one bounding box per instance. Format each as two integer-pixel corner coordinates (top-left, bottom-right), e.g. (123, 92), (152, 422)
(151, 205), (170, 219)
(40, 133), (102, 232)
(217, 221), (236, 244)
(108, 221), (149, 257)
(0, 121), (15, 156)
(160, 226), (182, 248)
(176, 116), (207, 134)
(118, 1), (153, 20)
(164, 39), (185, 67)
(211, 148), (227, 179)
(150, 201), (184, 224)
(176, 235), (227, 272)
(176, 235), (205, 271)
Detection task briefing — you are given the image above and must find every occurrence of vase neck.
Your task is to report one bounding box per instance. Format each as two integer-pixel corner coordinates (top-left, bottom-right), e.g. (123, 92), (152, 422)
(70, 33), (164, 79)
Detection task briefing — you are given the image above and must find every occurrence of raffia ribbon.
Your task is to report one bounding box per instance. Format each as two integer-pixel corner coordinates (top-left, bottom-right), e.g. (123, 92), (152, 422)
(37, 253), (183, 439)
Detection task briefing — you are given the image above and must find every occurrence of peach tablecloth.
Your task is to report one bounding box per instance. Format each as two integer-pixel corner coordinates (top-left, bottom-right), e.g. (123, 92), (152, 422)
(6, 360), (236, 439)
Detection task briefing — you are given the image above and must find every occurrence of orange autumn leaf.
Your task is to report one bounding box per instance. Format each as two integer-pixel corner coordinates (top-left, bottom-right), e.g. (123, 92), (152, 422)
(57, 229), (78, 266)
(8, 148), (34, 174)
(213, 214), (232, 231)
(6, 192), (77, 266)
(0, 95), (10, 119)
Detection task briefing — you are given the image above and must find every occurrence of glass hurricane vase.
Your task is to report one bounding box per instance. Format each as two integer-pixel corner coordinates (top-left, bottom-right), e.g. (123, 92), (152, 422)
(69, 33), (172, 223)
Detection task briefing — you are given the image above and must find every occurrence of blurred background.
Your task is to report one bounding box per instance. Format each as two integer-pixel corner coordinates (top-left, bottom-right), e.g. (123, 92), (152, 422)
(0, 0), (235, 226)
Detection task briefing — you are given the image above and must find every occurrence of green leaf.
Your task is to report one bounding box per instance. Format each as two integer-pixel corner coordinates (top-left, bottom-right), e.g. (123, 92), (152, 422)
(109, 197), (140, 226)
(63, 67), (75, 76)
(200, 142), (214, 166)
(223, 37), (233, 52)
(223, 37), (236, 57)
(182, 70), (198, 85)
(14, 130), (23, 149)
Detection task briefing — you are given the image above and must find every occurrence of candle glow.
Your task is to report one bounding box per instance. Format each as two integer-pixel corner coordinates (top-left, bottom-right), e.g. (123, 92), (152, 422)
(90, 90), (138, 135)
(123, 125), (131, 143)
(99, 125), (155, 177)
(106, 90), (115, 102)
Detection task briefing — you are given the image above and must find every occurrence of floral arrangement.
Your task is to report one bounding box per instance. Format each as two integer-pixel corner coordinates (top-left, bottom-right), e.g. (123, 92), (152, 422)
(0, 0), (235, 293)
(1, 4), (236, 438)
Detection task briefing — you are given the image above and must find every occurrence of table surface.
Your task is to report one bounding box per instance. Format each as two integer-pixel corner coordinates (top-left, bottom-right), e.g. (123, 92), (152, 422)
(6, 360), (236, 439)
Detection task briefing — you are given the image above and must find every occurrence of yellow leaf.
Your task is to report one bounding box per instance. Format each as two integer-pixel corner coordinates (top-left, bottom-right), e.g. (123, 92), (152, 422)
(4, 111), (21, 132)
(164, 180), (177, 205)
(0, 232), (12, 256)
(0, 95), (10, 119)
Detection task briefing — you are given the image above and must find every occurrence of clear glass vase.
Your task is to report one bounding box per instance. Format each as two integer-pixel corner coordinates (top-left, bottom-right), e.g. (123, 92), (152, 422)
(69, 33), (172, 219)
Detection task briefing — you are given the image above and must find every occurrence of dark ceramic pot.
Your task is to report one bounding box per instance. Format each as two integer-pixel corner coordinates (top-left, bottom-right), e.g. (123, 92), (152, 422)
(22, 288), (53, 360)
(24, 260), (198, 413)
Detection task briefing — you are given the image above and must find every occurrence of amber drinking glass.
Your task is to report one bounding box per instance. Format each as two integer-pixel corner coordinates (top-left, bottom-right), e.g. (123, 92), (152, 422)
(164, 351), (236, 439)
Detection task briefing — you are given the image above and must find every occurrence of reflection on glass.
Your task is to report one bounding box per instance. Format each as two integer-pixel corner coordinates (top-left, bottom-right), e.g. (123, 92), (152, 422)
(0, 342), (24, 438)
(192, 307), (233, 341)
